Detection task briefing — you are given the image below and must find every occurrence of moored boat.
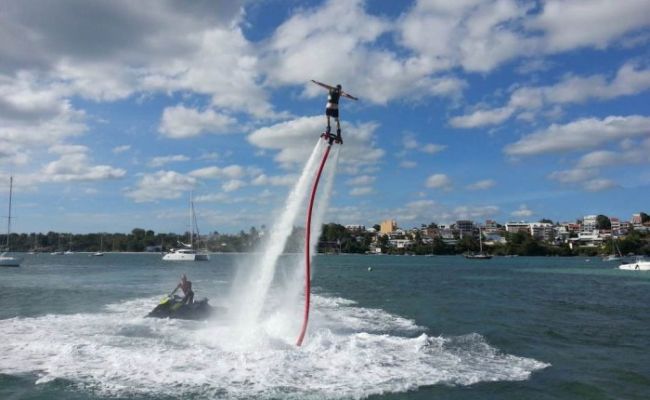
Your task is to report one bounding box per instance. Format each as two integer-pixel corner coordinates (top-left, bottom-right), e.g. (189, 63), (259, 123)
(619, 257), (650, 271)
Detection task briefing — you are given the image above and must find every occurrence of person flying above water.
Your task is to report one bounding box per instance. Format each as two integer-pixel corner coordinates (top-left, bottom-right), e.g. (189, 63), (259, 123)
(311, 80), (358, 144)
(171, 274), (194, 305)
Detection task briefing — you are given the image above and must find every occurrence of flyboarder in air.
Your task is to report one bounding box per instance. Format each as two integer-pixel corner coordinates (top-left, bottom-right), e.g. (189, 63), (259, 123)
(311, 80), (358, 144)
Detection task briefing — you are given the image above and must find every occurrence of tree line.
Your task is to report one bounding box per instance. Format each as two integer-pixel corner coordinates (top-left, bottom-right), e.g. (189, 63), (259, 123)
(2, 222), (649, 256)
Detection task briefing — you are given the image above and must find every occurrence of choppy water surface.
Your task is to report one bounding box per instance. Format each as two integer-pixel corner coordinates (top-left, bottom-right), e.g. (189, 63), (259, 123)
(1, 254), (648, 399)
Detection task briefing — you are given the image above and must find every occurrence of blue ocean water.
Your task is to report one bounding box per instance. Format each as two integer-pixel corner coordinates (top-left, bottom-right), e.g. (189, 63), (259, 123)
(1, 254), (648, 399)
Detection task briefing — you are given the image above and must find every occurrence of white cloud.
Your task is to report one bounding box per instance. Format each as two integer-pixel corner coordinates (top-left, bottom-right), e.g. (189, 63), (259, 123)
(37, 145), (125, 183)
(349, 186), (374, 196)
(346, 175), (376, 186)
(425, 173), (452, 190)
(394, 199), (499, 225)
(504, 115), (650, 156)
(251, 174), (296, 186)
(466, 179), (496, 190)
(530, 0), (650, 52)
(576, 151), (619, 169)
(583, 178), (617, 192)
(247, 116), (385, 171)
(452, 62), (650, 128)
(222, 179), (246, 192)
(450, 106), (515, 128)
(112, 145), (131, 154)
(125, 170), (196, 203)
(398, 0), (536, 73)
(159, 105), (236, 138)
(189, 165), (245, 180)
(511, 204), (533, 218)
(577, 140), (650, 168)
(548, 168), (598, 184)
(420, 143), (447, 154)
(400, 161), (417, 169)
(265, 0), (467, 104)
(148, 154), (190, 168)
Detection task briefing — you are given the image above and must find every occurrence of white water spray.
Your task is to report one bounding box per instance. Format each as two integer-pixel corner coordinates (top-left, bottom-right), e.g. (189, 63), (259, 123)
(230, 139), (326, 334)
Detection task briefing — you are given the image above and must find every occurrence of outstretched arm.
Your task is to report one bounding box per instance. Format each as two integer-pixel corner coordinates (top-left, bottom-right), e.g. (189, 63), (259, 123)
(341, 91), (358, 101)
(311, 79), (335, 90)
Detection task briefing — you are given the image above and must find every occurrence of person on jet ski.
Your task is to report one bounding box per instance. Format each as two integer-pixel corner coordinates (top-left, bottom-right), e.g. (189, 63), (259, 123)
(171, 274), (194, 305)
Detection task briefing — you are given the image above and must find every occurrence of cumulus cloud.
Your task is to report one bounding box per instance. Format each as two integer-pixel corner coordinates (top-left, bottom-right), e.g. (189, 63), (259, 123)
(36, 145), (125, 183)
(425, 173), (452, 190)
(400, 161), (417, 169)
(222, 179), (246, 192)
(189, 165), (245, 180)
(159, 105), (236, 138)
(548, 168), (599, 184)
(112, 145), (131, 154)
(451, 62), (650, 128)
(264, 0), (467, 104)
(247, 115), (385, 171)
(393, 199), (499, 225)
(251, 174), (297, 186)
(346, 175), (376, 186)
(148, 154), (190, 168)
(577, 139), (650, 168)
(504, 115), (650, 156)
(530, 0), (650, 52)
(466, 179), (496, 190)
(125, 170), (196, 202)
(450, 106), (515, 128)
(547, 167), (618, 192)
(511, 204), (533, 218)
(349, 186), (374, 196)
(583, 178), (617, 192)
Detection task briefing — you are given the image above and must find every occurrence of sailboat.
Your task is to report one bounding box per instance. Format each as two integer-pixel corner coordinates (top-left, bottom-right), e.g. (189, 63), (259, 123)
(602, 237), (625, 262)
(465, 227), (492, 260)
(162, 192), (209, 261)
(91, 235), (104, 256)
(1, 176), (23, 267)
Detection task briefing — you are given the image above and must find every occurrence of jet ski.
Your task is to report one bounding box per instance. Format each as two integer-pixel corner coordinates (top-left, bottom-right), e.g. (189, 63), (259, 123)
(147, 294), (214, 320)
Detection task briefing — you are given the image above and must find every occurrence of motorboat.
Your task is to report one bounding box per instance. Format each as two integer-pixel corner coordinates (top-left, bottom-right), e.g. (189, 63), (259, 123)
(619, 257), (650, 271)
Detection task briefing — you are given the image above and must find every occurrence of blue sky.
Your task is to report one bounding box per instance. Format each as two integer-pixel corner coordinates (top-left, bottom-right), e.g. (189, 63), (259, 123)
(1, 0), (649, 234)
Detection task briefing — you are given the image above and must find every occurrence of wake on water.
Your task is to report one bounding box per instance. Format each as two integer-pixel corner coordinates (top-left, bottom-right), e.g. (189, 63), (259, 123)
(0, 140), (549, 398)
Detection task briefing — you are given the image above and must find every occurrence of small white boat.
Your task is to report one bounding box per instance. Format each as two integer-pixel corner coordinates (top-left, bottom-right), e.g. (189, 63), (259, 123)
(1, 177), (22, 267)
(619, 257), (650, 271)
(0, 252), (22, 267)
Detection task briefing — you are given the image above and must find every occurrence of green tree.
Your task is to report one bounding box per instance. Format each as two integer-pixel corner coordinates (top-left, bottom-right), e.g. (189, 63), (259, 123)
(596, 215), (611, 230)
(640, 212), (650, 223)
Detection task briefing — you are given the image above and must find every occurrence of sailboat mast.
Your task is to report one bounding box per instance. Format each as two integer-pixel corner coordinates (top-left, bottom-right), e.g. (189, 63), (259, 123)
(6, 176), (13, 249)
(189, 191), (194, 247)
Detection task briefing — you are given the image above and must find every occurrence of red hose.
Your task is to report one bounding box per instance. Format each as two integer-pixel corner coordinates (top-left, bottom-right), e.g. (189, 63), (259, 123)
(296, 142), (332, 346)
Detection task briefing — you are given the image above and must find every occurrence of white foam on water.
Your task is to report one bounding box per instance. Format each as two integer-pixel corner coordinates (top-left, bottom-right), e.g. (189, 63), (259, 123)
(0, 294), (550, 399)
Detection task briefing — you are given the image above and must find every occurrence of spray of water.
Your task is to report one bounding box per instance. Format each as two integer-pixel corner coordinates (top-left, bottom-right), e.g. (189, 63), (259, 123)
(271, 146), (341, 340)
(229, 139), (326, 337)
